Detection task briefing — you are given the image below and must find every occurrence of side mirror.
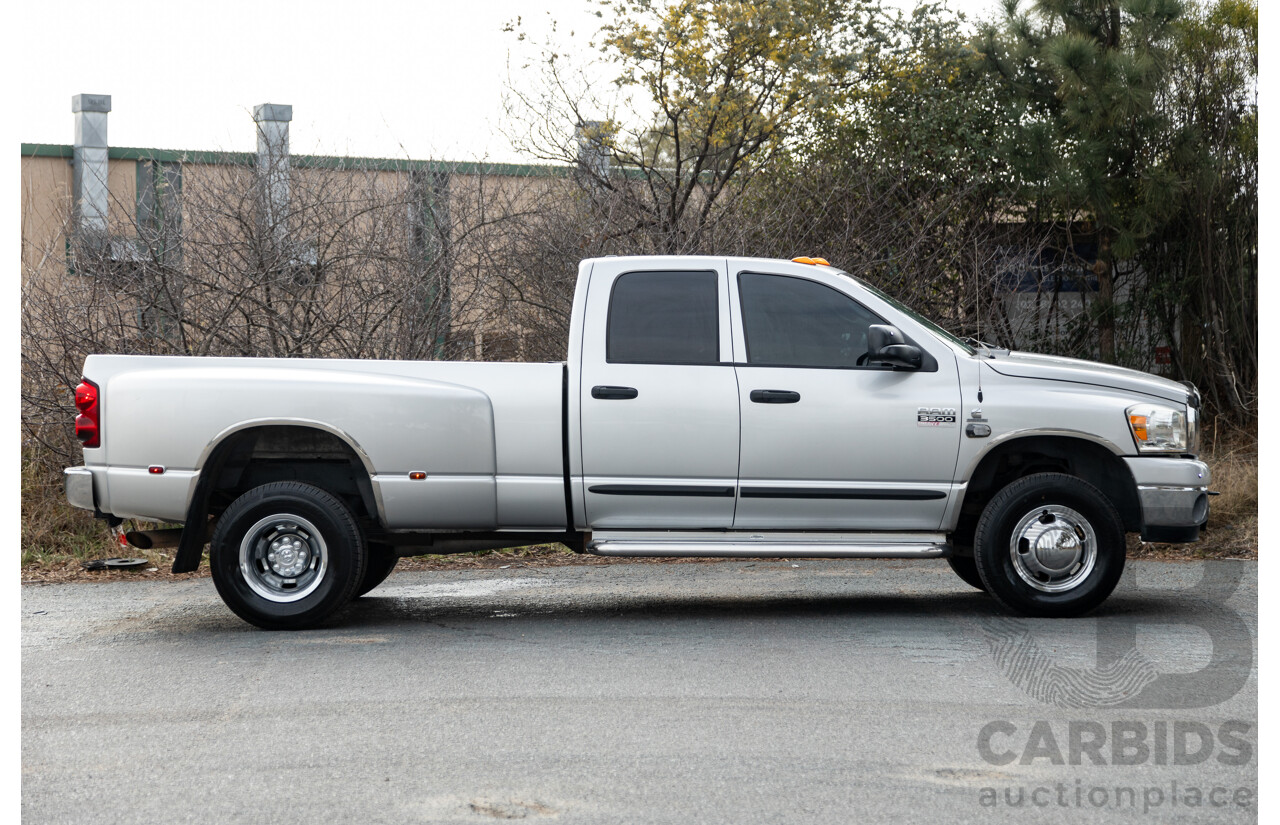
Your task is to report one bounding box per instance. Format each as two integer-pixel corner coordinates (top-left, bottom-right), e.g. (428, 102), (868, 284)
(867, 324), (922, 369)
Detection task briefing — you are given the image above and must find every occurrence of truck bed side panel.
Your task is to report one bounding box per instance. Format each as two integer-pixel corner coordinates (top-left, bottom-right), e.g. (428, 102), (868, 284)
(83, 356), (564, 529)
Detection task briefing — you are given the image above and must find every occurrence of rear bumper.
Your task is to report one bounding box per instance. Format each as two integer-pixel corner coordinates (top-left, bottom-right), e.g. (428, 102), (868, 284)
(1123, 457), (1210, 542)
(64, 466), (96, 512)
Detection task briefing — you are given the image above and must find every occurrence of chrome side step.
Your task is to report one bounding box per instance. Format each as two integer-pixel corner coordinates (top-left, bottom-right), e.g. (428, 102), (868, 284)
(587, 531), (951, 559)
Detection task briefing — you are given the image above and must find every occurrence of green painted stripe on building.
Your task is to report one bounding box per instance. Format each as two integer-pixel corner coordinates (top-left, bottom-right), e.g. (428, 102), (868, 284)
(22, 143), (73, 158)
(21, 142), (570, 177)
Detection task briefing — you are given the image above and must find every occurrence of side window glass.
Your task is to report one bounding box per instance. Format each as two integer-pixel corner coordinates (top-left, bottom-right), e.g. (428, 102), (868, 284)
(739, 272), (882, 367)
(607, 270), (719, 364)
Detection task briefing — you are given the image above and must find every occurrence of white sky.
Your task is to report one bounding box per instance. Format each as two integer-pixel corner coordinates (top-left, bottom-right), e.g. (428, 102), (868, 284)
(15, 0), (1008, 164)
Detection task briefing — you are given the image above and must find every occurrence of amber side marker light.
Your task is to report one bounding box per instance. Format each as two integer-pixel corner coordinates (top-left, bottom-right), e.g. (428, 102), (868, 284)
(409, 471), (427, 480)
(792, 256), (831, 266)
(1129, 414), (1149, 442)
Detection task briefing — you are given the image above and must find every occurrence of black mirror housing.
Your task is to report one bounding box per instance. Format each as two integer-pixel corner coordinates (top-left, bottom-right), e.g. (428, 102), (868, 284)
(866, 324), (921, 369)
(876, 343), (922, 369)
(867, 324), (905, 352)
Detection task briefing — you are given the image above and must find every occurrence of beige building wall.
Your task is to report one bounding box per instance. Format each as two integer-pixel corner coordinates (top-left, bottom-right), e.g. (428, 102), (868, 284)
(22, 156), (139, 285)
(21, 156), (73, 282)
(22, 143), (566, 362)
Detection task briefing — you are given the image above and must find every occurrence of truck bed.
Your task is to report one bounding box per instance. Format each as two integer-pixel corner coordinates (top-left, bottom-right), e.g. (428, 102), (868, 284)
(79, 355), (567, 529)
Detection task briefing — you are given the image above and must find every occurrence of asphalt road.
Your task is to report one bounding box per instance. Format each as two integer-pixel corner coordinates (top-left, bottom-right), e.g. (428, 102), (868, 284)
(22, 559), (1257, 824)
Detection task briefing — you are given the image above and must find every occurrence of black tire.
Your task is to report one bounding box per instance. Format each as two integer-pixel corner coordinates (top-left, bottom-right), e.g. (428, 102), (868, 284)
(210, 482), (367, 629)
(973, 472), (1125, 618)
(354, 543), (399, 597)
(946, 556), (987, 591)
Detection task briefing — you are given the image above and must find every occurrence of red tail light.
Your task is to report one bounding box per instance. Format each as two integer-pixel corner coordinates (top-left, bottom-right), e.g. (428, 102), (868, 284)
(74, 378), (101, 448)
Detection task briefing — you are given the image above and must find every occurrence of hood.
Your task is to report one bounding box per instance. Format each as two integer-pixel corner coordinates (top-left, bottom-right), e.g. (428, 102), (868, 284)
(984, 351), (1190, 405)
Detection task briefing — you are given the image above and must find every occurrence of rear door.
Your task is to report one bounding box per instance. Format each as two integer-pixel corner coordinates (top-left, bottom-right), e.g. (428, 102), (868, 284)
(578, 258), (740, 528)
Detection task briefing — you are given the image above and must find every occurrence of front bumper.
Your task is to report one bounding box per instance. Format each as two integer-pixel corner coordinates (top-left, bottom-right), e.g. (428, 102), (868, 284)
(64, 466), (96, 512)
(1123, 457), (1211, 543)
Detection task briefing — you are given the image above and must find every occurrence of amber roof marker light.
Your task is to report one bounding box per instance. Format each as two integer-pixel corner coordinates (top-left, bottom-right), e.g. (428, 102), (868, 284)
(791, 256), (831, 266)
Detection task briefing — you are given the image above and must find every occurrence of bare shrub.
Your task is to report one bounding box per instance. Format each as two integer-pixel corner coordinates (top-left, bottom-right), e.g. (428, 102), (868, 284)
(21, 153), (559, 482)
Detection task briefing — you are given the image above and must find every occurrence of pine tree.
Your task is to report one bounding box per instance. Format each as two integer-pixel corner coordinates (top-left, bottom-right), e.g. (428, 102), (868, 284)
(979, 0), (1183, 362)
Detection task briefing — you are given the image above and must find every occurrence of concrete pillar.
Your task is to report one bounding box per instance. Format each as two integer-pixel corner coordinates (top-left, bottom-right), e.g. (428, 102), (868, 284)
(72, 93), (111, 235)
(253, 103), (292, 246)
(409, 167), (452, 358)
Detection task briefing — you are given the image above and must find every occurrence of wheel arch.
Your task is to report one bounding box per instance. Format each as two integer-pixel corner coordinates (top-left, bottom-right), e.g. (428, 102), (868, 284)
(195, 418), (379, 479)
(172, 421), (382, 574)
(951, 435), (1141, 553)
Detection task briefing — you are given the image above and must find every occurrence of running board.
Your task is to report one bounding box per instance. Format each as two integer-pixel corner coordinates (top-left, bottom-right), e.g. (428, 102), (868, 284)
(587, 531), (951, 559)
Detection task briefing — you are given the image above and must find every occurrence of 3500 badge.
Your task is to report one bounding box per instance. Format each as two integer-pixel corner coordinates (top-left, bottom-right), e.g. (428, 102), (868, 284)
(917, 407), (958, 427)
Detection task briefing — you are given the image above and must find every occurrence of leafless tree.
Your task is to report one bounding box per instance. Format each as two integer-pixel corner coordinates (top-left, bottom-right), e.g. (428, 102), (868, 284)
(21, 153), (554, 478)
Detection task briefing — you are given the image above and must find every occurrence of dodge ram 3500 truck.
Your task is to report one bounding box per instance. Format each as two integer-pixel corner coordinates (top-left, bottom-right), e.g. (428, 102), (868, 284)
(64, 256), (1210, 628)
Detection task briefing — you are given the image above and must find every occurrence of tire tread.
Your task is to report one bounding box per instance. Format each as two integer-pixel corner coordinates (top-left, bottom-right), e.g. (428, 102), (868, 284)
(973, 472), (1124, 617)
(210, 481), (366, 629)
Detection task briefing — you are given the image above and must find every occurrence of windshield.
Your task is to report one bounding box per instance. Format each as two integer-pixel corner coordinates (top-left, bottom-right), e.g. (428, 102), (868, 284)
(840, 273), (976, 355)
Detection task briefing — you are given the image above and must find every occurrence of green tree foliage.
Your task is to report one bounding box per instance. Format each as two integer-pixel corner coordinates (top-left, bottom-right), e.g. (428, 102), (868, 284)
(503, 0), (1256, 419)
(839, 3), (1009, 190)
(599, 0), (876, 253)
(507, 0), (878, 253)
(1139, 0), (1256, 414)
(740, 3), (1025, 333)
(977, 0), (1185, 363)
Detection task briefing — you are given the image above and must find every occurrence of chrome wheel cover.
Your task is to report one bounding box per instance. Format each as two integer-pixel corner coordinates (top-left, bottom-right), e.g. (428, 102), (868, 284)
(239, 514), (328, 603)
(1008, 504), (1097, 593)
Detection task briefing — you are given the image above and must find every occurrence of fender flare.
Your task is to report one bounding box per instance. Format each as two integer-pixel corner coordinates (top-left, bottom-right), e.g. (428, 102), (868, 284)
(172, 419), (382, 574)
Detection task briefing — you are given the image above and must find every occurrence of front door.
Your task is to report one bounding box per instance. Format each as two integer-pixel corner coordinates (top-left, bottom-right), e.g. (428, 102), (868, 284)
(730, 267), (963, 530)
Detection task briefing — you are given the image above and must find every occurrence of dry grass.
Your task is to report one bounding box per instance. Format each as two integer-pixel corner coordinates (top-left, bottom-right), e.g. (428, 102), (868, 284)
(21, 452), (117, 568)
(1128, 423), (1258, 560)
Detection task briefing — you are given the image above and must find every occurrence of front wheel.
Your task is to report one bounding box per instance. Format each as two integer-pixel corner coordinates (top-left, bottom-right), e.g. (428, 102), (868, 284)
(973, 473), (1125, 617)
(210, 482), (367, 629)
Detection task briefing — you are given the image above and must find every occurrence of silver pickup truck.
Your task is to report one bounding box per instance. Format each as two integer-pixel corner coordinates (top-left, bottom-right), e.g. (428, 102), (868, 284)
(64, 255), (1209, 628)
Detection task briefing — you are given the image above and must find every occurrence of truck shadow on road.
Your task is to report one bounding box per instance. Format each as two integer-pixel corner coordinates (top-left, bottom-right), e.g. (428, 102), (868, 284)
(329, 589), (1194, 631)
(133, 567), (1245, 639)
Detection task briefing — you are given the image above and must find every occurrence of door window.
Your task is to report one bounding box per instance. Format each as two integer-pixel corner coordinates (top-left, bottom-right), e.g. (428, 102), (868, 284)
(739, 272), (883, 367)
(607, 270), (719, 364)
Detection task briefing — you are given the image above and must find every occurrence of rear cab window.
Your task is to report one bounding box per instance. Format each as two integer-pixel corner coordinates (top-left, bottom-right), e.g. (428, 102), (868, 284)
(607, 270), (720, 364)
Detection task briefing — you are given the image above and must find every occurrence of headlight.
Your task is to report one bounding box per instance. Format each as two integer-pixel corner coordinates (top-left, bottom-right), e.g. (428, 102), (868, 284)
(1127, 404), (1188, 453)
(1180, 381), (1201, 454)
